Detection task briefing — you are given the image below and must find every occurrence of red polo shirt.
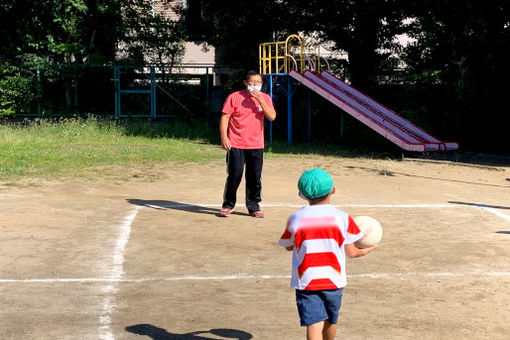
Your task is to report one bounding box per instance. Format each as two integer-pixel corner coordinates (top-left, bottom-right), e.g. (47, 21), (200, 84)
(222, 89), (274, 149)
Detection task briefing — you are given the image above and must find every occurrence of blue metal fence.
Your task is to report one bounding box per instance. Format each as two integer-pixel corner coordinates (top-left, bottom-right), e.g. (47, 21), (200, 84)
(1, 64), (228, 118)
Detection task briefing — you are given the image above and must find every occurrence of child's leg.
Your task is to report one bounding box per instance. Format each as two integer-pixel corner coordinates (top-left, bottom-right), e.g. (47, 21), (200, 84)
(306, 321), (325, 340)
(297, 289), (341, 340)
(306, 321), (337, 340)
(322, 321), (337, 340)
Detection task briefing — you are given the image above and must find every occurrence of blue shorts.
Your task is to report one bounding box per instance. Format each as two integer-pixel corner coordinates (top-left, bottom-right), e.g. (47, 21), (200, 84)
(295, 288), (343, 326)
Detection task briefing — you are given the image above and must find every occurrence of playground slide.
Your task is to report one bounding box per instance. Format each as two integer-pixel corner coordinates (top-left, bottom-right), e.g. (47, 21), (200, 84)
(289, 70), (459, 152)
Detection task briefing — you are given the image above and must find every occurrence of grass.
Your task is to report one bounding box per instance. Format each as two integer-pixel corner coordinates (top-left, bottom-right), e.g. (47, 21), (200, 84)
(0, 117), (224, 181)
(0, 116), (423, 183)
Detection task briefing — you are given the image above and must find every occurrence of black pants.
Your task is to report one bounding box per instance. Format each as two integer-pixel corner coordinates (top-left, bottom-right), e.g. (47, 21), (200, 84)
(222, 148), (264, 213)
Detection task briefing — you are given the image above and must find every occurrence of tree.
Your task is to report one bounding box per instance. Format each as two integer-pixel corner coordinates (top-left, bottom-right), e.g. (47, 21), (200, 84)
(182, 1), (410, 92)
(0, 0), (186, 67)
(0, 0), (186, 114)
(178, 0), (287, 68)
(402, 0), (510, 151)
(280, 0), (409, 93)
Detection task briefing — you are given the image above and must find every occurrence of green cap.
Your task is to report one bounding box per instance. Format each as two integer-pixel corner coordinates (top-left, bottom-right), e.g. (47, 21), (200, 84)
(298, 168), (334, 199)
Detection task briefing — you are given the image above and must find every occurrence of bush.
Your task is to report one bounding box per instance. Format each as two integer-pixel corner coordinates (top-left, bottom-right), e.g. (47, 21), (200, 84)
(0, 75), (36, 115)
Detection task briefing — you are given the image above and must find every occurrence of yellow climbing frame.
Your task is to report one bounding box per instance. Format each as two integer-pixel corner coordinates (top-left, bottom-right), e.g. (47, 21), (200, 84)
(259, 34), (321, 74)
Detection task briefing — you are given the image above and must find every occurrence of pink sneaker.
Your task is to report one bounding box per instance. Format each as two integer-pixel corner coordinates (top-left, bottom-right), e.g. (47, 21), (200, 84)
(219, 208), (232, 217)
(249, 211), (264, 218)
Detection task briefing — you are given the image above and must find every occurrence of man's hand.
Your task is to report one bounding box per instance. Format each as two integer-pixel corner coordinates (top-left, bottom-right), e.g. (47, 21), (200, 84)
(249, 89), (276, 121)
(249, 88), (263, 101)
(219, 113), (232, 151)
(221, 136), (231, 151)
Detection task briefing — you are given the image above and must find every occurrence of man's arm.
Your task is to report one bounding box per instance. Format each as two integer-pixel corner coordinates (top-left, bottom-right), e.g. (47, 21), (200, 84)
(219, 113), (231, 151)
(250, 90), (276, 121)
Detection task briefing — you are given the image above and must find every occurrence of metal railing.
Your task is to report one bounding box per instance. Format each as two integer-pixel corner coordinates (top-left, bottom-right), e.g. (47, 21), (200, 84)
(0, 63), (230, 118)
(259, 34), (322, 75)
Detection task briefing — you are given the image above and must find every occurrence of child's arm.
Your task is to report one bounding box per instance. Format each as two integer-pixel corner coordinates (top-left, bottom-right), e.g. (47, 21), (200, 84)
(279, 219), (294, 251)
(345, 243), (377, 258)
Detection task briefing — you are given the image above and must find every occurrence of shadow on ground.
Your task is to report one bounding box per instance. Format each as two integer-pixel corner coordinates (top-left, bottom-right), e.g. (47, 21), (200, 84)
(408, 152), (510, 167)
(125, 324), (253, 339)
(448, 201), (510, 210)
(344, 165), (510, 188)
(126, 199), (250, 217)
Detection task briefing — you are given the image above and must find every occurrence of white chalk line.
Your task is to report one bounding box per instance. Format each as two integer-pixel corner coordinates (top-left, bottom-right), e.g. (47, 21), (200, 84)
(2, 201), (507, 286)
(147, 203), (458, 209)
(2, 271), (510, 284)
(148, 202), (510, 224)
(3, 200), (508, 339)
(98, 206), (140, 340)
(479, 207), (510, 222)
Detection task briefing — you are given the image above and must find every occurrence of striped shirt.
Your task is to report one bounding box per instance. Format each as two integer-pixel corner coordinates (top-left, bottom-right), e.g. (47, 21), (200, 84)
(278, 205), (363, 290)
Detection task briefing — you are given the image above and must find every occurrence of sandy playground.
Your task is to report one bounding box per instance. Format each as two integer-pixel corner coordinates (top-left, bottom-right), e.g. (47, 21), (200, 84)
(1, 155), (510, 339)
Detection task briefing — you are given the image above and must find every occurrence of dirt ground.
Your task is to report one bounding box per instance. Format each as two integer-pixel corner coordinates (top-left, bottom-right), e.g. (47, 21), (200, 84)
(1, 156), (510, 339)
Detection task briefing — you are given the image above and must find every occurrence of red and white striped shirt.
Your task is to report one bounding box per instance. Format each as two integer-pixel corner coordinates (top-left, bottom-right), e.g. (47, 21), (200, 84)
(278, 205), (363, 290)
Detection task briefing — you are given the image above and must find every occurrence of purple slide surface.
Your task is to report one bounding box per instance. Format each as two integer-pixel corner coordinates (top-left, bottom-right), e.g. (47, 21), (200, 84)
(289, 70), (459, 152)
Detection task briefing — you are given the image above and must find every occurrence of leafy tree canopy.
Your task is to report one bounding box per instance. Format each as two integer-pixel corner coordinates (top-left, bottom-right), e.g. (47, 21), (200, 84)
(0, 0), (186, 68)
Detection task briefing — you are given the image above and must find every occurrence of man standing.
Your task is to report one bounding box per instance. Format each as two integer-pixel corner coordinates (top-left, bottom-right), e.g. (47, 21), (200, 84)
(219, 71), (277, 218)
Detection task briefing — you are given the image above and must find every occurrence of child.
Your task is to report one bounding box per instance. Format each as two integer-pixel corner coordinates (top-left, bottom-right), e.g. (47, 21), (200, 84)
(278, 168), (377, 340)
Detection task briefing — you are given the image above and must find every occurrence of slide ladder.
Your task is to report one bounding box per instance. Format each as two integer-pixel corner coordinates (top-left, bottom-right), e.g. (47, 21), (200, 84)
(289, 70), (459, 152)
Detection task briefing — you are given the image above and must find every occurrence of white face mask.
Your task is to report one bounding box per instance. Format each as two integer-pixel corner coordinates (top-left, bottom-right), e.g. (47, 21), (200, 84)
(247, 85), (262, 92)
